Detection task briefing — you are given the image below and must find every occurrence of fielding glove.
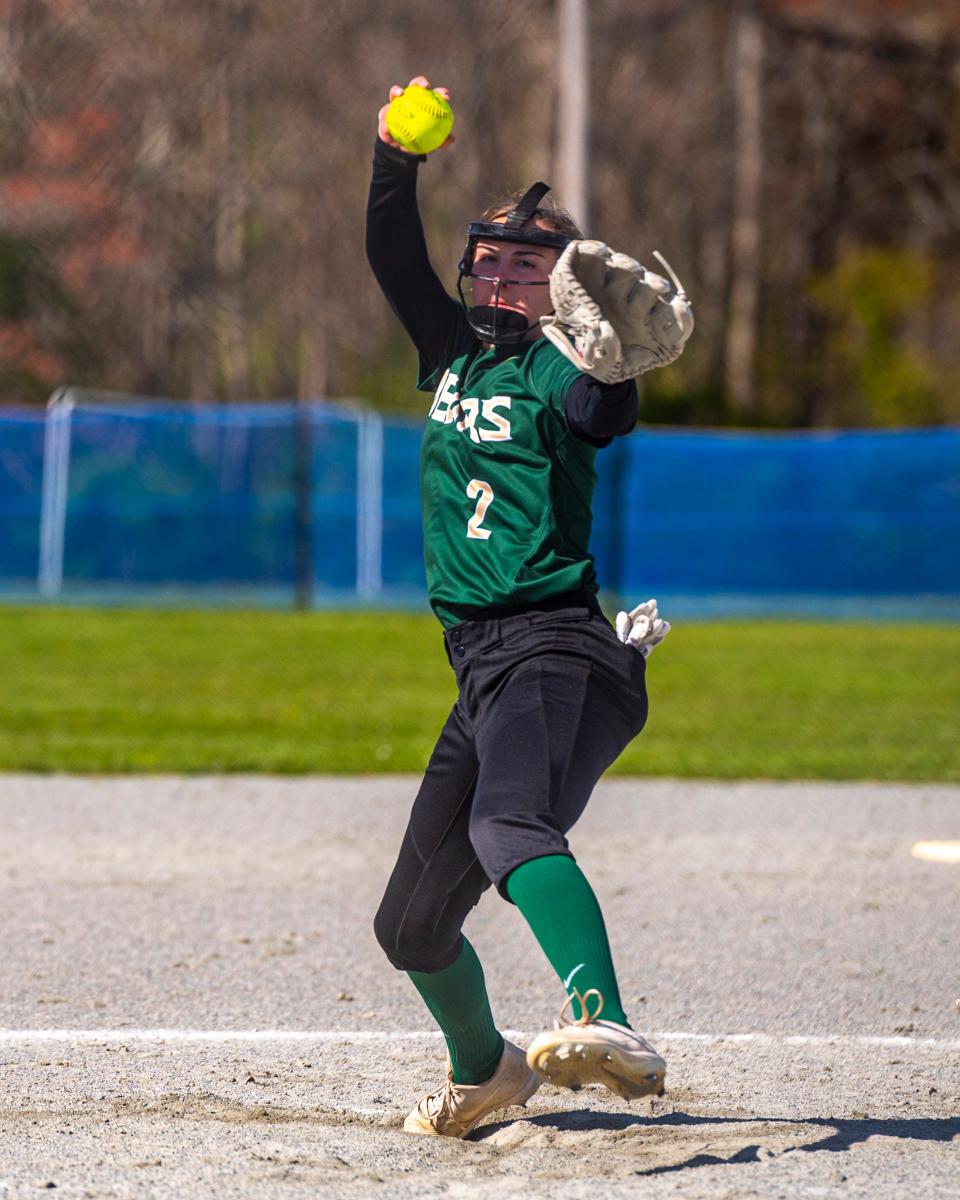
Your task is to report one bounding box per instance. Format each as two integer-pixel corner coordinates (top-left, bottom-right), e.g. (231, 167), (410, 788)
(615, 598), (671, 658)
(540, 240), (694, 383)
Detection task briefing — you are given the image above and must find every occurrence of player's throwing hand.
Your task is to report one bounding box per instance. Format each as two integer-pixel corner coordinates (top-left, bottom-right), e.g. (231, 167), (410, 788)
(377, 75), (456, 153)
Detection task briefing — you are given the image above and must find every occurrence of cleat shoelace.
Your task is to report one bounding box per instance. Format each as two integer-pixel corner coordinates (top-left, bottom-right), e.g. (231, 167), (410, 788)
(423, 1083), (457, 1118)
(558, 986), (604, 1028)
(419, 1058), (467, 1127)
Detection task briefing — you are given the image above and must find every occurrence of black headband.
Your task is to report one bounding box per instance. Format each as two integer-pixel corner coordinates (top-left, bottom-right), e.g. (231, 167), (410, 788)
(463, 181), (572, 253)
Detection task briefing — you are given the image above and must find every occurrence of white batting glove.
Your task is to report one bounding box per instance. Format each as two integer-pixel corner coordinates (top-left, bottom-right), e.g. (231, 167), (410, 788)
(615, 598), (671, 658)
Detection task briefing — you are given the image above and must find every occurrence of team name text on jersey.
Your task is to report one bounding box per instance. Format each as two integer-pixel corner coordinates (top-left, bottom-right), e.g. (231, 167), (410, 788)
(428, 369), (512, 443)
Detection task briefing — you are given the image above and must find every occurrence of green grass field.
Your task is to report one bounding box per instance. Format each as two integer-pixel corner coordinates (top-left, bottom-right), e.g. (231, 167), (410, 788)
(1, 607), (958, 780)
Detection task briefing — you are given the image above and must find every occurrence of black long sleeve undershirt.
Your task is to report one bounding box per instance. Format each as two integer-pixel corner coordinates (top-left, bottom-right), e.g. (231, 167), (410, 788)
(365, 138), (638, 446)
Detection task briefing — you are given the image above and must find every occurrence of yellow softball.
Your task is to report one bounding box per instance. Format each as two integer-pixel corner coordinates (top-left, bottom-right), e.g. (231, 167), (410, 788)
(386, 84), (454, 155)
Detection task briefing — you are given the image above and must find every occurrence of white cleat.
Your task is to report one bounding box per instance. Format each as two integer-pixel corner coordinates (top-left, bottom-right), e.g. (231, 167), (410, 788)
(526, 988), (667, 1101)
(403, 1039), (540, 1138)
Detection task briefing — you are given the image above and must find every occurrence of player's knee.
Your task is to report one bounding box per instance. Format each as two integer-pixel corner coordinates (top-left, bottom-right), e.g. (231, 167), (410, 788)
(372, 899), (392, 951)
(373, 900), (447, 973)
(372, 899), (409, 965)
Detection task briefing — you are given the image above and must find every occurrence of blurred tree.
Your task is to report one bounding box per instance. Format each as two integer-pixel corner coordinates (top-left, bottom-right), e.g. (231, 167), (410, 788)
(0, 232), (75, 401)
(809, 244), (941, 426)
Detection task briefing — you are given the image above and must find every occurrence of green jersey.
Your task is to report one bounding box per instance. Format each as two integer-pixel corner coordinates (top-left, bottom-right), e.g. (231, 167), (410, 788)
(419, 329), (602, 628)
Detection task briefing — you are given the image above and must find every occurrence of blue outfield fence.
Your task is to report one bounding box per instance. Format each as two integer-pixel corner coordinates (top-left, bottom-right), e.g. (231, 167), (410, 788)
(0, 408), (45, 583)
(1, 389), (958, 618)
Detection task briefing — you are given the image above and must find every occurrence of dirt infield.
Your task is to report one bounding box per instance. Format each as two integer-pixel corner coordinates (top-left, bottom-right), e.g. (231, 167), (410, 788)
(1, 776), (958, 1198)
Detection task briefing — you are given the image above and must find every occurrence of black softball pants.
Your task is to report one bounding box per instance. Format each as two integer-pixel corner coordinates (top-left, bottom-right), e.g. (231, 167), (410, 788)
(373, 591), (649, 974)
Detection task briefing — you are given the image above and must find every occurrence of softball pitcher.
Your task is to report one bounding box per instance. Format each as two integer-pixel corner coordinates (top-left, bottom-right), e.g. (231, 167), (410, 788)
(367, 75), (693, 1139)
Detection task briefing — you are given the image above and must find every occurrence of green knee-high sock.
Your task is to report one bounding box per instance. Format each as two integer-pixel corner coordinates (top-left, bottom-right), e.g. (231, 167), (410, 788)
(505, 854), (633, 1029)
(407, 937), (505, 1085)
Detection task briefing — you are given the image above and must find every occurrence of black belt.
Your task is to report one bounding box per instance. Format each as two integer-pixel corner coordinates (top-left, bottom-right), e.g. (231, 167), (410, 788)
(444, 587), (602, 630)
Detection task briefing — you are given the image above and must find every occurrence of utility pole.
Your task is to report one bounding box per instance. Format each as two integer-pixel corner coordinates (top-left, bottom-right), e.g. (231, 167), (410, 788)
(557, 0), (589, 231)
(727, 0), (764, 415)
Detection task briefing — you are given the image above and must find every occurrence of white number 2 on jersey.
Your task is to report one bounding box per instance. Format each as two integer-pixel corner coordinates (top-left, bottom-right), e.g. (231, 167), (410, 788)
(466, 479), (494, 540)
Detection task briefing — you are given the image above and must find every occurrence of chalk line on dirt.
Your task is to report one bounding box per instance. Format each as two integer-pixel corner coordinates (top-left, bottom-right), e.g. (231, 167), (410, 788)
(1, 1028), (958, 1049)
